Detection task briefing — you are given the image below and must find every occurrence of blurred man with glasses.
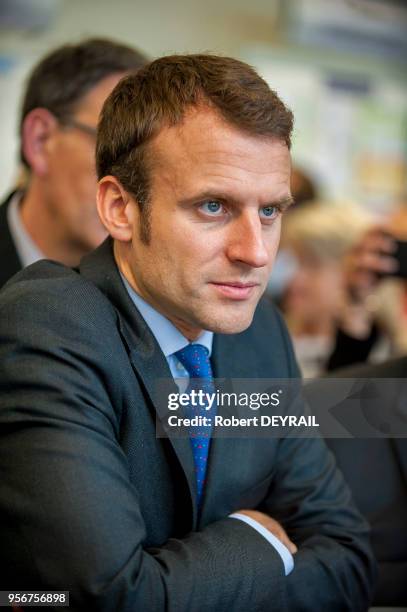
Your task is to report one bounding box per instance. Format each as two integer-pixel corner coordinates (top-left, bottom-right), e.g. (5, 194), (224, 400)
(0, 38), (147, 287)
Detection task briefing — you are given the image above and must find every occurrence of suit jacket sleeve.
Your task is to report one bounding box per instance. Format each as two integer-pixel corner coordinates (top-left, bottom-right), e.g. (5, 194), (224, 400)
(0, 268), (292, 612)
(261, 308), (377, 611)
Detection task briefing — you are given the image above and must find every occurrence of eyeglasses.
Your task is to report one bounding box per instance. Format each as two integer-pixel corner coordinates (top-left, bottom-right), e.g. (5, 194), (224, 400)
(60, 119), (97, 138)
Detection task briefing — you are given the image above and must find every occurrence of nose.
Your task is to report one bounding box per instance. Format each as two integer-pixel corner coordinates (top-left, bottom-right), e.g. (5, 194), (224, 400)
(225, 212), (271, 268)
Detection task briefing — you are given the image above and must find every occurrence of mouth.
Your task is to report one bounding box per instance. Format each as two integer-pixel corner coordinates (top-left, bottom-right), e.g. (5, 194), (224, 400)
(210, 281), (260, 300)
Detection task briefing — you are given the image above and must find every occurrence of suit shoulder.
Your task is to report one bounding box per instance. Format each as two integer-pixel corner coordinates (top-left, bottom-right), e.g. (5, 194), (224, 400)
(0, 259), (116, 330)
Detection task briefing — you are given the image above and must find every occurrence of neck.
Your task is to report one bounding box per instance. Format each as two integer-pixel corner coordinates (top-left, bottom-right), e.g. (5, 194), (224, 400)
(20, 178), (84, 266)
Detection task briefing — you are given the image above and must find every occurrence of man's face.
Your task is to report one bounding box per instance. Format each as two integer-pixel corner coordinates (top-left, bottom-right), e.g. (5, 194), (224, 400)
(123, 107), (292, 339)
(43, 74), (125, 257)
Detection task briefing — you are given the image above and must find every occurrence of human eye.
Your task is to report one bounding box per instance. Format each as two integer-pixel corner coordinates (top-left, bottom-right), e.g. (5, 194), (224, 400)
(199, 200), (224, 216)
(259, 205), (279, 221)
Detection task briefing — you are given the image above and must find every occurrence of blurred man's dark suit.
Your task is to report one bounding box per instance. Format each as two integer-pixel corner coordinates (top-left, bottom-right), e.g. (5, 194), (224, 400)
(0, 193), (23, 288)
(305, 357), (407, 606)
(0, 239), (376, 611)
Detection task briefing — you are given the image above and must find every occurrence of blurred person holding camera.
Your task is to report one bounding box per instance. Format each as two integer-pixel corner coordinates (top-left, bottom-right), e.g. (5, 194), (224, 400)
(327, 202), (407, 371)
(281, 198), (407, 376)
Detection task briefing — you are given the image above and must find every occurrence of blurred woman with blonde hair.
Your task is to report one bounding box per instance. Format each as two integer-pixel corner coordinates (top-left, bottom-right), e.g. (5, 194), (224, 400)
(281, 200), (375, 376)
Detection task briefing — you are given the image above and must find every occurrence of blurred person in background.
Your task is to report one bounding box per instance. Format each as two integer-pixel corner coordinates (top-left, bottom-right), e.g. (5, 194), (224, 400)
(370, 203), (407, 356)
(280, 201), (374, 376)
(0, 38), (147, 288)
(324, 200), (407, 371)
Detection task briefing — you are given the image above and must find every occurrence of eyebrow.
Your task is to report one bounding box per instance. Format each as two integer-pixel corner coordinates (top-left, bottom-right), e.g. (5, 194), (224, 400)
(180, 192), (295, 211)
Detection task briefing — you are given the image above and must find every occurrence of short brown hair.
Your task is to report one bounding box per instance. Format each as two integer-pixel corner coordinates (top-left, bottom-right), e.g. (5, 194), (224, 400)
(20, 38), (147, 167)
(96, 54), (293, 241)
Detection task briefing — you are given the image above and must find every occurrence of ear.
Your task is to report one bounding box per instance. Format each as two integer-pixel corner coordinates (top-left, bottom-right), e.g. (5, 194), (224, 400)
(21, 108), (58, 177)
(97, 176), (137, 242)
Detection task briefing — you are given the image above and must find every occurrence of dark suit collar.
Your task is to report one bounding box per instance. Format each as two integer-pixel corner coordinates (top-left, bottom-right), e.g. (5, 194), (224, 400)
(79, 238), (199, 524)
(0, 191), (24, 288)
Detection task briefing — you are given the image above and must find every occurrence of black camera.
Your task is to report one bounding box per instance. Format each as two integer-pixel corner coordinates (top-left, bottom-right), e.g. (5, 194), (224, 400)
(389, 240), (407, 279)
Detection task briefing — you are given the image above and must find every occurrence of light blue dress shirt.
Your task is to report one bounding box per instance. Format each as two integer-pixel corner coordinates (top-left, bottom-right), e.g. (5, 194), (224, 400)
(122, 275), (294, 576)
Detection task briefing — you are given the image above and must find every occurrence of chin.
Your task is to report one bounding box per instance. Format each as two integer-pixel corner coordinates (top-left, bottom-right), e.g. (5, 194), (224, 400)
(200, 309), (255, 335)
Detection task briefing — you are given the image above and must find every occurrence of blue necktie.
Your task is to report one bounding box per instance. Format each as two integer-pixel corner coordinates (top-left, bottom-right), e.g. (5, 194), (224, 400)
(174, 344), (215, 506)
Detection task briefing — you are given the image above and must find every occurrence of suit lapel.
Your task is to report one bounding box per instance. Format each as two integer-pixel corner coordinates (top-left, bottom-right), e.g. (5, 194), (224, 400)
(79, 239), (199, 525)
(126, 337), (199, 523)
(199, 330), (262, 525)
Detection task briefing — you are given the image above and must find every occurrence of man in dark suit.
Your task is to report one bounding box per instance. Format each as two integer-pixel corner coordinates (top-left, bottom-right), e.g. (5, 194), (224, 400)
(0, 54), (376, 610)
(0, 38), (147, 289)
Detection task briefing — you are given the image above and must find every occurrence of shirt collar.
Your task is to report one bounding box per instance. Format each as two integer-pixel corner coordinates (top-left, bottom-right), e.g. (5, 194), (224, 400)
(121, 273), (213, 358)
(7, 192), (44, 267)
